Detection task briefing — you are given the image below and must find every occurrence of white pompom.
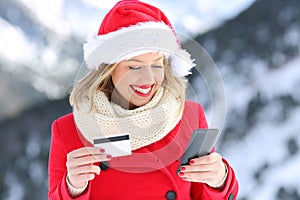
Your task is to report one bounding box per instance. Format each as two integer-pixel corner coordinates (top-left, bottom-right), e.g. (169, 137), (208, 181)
(168, 50), (195, 77)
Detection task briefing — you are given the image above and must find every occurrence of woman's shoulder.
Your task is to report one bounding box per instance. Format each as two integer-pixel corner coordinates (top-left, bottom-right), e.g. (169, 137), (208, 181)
(51, 113), (86, 151)
(52, 113), (76, 132)
(184, 100), (205, 113)
(184, 100), (201, 106)
(53, 113), (74, 124)
(183, 100), (207, 128)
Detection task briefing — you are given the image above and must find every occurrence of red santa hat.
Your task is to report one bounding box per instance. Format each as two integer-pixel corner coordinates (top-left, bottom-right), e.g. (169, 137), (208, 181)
(83, 0), (195, 77)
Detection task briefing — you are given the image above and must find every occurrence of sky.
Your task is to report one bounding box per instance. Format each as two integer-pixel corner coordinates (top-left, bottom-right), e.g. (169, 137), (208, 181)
(16, 0), (256, 36)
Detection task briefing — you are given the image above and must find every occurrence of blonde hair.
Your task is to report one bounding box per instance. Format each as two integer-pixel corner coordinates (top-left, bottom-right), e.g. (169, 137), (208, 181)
(70, 57), (187, 113)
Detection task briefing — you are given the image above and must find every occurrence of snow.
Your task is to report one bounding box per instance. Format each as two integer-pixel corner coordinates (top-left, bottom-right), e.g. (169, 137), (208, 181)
(222, 57), (300, 199)
(256, 57), (300, 100)
(0, 18), (37, 67)
(1, 0), (256, 100)
(19, 0), (69, 35)
(227, 107), (300, 199)
(16, 0), (256, 36)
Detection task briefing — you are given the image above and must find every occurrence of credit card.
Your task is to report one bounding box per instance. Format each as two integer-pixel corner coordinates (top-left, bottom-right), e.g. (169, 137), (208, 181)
(93, 134), (132, 157)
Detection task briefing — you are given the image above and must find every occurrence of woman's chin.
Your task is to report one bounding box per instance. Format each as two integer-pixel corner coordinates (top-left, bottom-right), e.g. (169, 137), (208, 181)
(128, 100), (149, 109)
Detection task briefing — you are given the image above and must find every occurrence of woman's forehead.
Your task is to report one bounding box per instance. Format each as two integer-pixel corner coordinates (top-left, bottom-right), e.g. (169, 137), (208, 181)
(125, 52), (164, 63)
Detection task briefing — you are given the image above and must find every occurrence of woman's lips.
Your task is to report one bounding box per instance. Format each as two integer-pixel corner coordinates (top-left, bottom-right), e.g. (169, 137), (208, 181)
(130, 84), (154, 97)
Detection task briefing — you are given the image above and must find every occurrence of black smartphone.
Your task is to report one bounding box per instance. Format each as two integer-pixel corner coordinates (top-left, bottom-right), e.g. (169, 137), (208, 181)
(176, 129), (220, 174)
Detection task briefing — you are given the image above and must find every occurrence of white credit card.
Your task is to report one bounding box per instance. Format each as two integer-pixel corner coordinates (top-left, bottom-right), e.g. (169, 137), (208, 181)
(93, 134), (132, 157)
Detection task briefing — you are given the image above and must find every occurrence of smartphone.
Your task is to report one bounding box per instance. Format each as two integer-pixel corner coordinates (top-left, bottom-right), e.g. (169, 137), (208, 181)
(176, 128), (220, 173)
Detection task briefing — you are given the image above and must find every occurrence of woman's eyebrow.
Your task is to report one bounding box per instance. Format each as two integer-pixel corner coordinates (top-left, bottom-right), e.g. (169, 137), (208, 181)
(127, 56), (163, 63)
(153, 56), (164, 62)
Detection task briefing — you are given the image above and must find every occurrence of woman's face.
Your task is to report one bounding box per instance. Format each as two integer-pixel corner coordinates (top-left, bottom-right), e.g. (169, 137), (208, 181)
(111, 52), (165, 109)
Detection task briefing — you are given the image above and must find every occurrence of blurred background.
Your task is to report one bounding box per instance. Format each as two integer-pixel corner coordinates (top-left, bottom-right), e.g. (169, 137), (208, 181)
(0, 0), (300, 199)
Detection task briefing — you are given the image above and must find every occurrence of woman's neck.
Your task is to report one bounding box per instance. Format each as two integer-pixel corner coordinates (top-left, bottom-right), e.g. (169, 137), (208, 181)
(111, 90), (136, 110)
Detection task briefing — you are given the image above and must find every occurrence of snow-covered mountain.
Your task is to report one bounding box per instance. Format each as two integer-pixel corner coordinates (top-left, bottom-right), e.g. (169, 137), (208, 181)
(192, 0), (300, 198)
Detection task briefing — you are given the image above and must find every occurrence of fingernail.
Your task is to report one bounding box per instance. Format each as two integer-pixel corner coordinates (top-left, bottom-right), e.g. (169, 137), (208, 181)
(100, 149), (105, 153)
(189, 160), (195, 165)
(106, 154), (112, 159)
(180, 166), (186, 171)
(178, 172), (185, 176)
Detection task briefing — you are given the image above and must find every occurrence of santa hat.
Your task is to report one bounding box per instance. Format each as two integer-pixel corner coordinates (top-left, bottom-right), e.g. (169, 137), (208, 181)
(83, 0), (195, 77)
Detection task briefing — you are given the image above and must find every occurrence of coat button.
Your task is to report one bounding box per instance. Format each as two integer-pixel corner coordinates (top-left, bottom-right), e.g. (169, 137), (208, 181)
(99, 161), (109, 171)
(228, 193), (234, 200)
(166, 190), (176, 200)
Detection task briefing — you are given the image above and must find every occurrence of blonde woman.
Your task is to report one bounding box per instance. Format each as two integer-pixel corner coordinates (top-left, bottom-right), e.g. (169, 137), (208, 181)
(48, 1), (238, 199)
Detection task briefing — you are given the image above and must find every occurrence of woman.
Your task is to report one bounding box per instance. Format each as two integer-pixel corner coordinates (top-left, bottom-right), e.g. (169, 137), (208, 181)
(48, 0), (238, 199)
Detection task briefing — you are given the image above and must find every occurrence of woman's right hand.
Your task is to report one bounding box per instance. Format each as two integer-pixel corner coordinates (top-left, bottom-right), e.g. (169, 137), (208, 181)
(66, 147), (111, 189)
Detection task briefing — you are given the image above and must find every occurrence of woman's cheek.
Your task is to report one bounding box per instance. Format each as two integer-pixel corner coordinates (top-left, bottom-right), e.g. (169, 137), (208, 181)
(155, 71), (165, 84)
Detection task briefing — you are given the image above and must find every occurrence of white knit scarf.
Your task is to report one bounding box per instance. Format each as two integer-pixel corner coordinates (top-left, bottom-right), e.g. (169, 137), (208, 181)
(73, 87), (182, 150)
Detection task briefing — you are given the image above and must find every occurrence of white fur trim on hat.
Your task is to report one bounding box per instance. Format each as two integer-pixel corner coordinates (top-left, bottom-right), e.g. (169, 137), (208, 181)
(83, 21), (195, 77)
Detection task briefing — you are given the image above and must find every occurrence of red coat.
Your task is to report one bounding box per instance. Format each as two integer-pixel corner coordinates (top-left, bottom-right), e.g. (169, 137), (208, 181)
(48, 101), (238, 200)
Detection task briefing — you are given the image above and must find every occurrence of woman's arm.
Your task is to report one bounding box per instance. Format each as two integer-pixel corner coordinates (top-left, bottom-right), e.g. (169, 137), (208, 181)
(190, 158), (238, 200)
(48, 120), (92, 200)
(187, 103), (239, 199)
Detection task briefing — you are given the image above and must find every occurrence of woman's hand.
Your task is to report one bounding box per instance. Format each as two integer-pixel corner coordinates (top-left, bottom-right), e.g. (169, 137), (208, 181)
(66, 147), (111, 189)
(178, 152), (227, 188)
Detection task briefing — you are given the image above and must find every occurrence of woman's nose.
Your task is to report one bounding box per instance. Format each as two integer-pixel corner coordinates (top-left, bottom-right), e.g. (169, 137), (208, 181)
(140, 66), (155, 82)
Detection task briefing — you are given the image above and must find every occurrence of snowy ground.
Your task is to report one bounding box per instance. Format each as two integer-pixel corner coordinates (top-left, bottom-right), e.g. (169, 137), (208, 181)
(220, 57), (300, 199)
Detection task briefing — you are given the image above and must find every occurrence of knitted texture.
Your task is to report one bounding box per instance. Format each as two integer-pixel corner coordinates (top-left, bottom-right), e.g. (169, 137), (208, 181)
(73, 87), (182, 150)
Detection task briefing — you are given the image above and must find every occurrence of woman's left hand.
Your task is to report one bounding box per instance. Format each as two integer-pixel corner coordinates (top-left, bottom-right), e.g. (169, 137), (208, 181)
(178, 152), (227, 188)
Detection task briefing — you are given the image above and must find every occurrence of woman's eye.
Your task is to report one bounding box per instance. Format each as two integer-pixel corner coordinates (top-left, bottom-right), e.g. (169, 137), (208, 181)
(151, 65), (163, 68)
(129, 66), (141, 70)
